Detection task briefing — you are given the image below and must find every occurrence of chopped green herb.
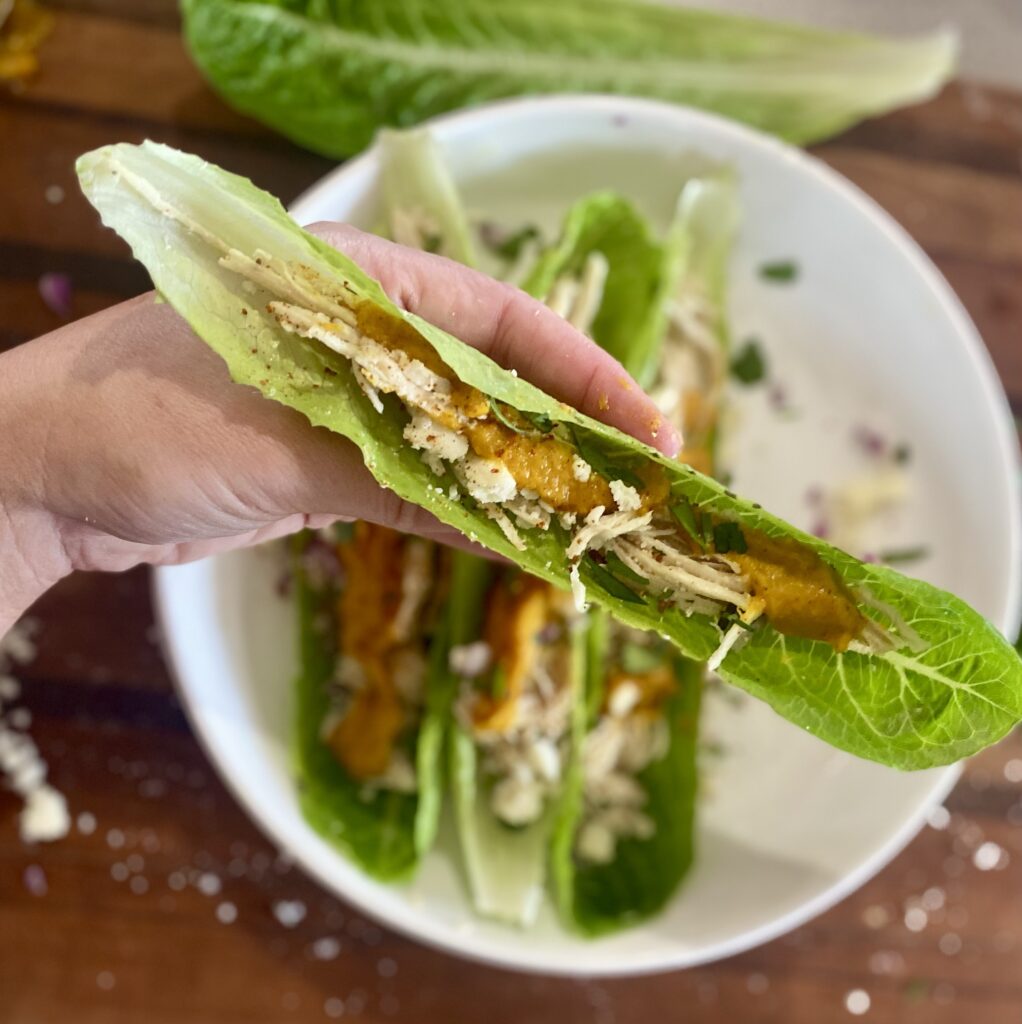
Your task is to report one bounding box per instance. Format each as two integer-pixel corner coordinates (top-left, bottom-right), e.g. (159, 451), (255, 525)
(730, 339), (767, 385)
(893, 442), (912, 465)
(584, 557), (645, 604)
(488, 398), (533, 436)
(903, 980), (929, 1003)
(490, 664), (508, 701)
(568, 426), (645, 491)
(478, 220), (542, 262)
(670, 501), (706, 550)
(522, 410), (555, 435)
(422, 232), (444, 255)
(879, 545), (930, 566)
(712, 521), (748, 554)
(490, 224), (542, 262)
(604, 550), (648, 586)
(759, 259), (799, 283)
(619, 642), (663, 675)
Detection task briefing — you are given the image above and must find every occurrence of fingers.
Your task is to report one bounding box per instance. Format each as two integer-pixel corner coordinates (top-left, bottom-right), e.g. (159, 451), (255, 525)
(306, 223), (681, 458)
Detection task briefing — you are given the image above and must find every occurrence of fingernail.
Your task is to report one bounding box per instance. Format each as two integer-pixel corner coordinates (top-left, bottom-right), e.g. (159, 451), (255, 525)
(660, 424), (682, 459)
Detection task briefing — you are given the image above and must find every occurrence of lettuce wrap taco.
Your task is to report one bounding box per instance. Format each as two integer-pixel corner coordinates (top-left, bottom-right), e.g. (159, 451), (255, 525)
(291, 522), (456, 879)
(536, 176), (735, 932)
(77, 141), (1022, 774)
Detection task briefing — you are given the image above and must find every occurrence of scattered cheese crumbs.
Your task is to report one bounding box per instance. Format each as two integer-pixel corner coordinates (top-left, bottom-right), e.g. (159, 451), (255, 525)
(845, 989), (871, 1016)
(973, 841), (1006, 871)
(197, 872), (222, 896)
(571, 454), (592, 482)
(273, 899), (307, 928)
(0, 620), (70, 844)
(311, 936), (342, 961)
(216, 901), (238, 924)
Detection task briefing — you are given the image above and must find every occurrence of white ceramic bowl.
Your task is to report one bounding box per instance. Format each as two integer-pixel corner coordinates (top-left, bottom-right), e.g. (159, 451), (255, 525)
(155, 97), (1021, 975)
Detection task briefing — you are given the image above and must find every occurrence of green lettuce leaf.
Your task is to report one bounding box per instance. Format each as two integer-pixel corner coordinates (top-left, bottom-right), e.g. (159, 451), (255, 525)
(446, 556), (575, 927)
(181, 0), (957, 155)
(290, 534), (455, 879)
(378, 128), (477, 266)
(521, 192), (664, 378)
(552, 651), (702, 935)
(549, 172), (739, 931)
(77, 141), (1022, 770)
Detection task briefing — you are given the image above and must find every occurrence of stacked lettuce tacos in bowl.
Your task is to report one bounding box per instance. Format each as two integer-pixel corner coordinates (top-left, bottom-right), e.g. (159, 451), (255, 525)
(80, 123), (1022, 947)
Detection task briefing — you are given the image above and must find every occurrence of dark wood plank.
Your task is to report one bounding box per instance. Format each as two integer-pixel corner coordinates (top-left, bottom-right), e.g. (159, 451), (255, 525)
(16, 9), (276, 139)
(834, 82), (1022, 180)
(819, 146), (1022, 269)
(39, 0), (180, 29)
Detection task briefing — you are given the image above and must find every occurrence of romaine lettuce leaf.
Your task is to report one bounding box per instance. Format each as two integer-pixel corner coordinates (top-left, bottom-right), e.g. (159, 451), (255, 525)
(552, 653), (701, 935)
(445, 555), (574, 927)
(77, 142), (1022, 770)
(181, 0), (957, 155)
(291, 534), (454, 879)
(378, 128), (478, 266)
(547, 173), (738, 931)
(521, 193), (664, 379)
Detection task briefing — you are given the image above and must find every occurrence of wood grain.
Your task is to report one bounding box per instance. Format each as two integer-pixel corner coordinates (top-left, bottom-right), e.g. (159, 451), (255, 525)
(1, 3), (1021, 1022)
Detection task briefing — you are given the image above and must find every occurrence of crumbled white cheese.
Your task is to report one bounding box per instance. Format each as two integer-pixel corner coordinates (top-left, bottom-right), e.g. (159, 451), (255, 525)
(458, 454), (518, 505)
(490, 774), (545, 826)
(575, 819), (615, 864)
(403, 410), (468, 463)
(608, 681), (641, 719)
(527, 737), (561, 783)
(609, 479), (642, 513)
(571, 455), (592, 483)
(273, 900), (307, 929)
(449, 641), (492, 679)
(374, 751), (417, 794)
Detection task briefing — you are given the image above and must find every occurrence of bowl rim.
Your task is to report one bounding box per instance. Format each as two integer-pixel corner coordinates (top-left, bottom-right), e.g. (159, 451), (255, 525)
(155, 92), (1020, 976)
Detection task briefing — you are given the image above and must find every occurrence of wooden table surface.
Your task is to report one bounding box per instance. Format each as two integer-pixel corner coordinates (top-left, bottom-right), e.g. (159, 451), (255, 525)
(3, 4), (1022, 1022)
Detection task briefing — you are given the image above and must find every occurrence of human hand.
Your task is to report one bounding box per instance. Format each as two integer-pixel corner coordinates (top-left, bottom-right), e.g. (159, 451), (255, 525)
(0, 224), (680, 632)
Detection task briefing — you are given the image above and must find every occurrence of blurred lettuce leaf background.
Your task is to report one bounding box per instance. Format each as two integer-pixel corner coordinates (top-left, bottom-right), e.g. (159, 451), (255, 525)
(180, 0), (958, 158)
